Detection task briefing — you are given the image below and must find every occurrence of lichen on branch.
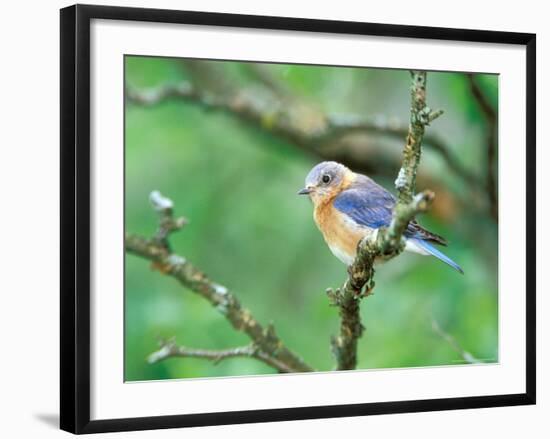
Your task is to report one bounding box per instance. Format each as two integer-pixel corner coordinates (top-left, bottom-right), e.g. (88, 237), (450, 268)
(330, 71), (442, 371)
(395, 72), (443, 204)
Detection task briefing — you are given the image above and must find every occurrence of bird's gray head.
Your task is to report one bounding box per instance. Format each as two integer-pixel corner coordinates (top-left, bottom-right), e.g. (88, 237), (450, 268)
(298, 161), (351, 202)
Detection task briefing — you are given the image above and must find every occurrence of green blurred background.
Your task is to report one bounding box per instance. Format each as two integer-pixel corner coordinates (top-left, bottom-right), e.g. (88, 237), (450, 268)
(124, 56), (498, 381)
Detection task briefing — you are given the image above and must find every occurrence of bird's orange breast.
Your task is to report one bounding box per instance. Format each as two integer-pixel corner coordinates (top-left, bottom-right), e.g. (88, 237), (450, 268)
(313, 201), (366, 264)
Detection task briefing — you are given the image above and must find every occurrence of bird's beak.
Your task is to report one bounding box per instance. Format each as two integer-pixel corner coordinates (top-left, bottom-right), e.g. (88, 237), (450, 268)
(298, 187), (312, 195)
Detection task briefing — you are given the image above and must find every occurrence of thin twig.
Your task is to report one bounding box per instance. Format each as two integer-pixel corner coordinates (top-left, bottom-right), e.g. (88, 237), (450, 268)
(467, 74), (498, 221)
(126, 192), (313, 374)
(148, 338), (296, 373)
(325, 113), (479, 188)
(431, 319), (481, 364)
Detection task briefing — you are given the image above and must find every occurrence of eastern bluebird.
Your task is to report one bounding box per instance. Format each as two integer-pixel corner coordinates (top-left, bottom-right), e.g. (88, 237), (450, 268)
(298, 161), (463, 274)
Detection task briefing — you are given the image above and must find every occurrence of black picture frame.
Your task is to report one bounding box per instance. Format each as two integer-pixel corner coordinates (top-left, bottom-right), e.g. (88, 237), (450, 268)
(60, 4), (536, 434)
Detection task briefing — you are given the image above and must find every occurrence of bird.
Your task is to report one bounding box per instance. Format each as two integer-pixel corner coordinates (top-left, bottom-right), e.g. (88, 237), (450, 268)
(298, 161), (463, 274)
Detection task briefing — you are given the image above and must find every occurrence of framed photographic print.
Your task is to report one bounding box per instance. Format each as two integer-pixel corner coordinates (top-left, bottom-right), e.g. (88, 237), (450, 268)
(60, 4), (536, 434)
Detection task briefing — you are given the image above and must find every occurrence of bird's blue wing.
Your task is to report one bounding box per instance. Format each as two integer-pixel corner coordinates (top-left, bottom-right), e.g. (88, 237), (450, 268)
(332, 176), (459, 272)
(332, 182), (395, 230)
(332, 179), (445, 243)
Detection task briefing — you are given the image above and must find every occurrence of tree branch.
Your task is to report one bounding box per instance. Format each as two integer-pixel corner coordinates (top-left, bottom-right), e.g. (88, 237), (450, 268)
(126, 73), (480, 197)
(395, 72), (443, 204)
(467, 74), (498, 221)
(126, 192), (313, 374)
(148, 338), (297, 372)
(324, 113), (479, 189)
(330, 71), (440, 370)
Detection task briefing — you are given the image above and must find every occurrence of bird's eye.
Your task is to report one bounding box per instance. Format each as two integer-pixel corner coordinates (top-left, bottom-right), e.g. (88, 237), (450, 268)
(321, 174), (331, 184)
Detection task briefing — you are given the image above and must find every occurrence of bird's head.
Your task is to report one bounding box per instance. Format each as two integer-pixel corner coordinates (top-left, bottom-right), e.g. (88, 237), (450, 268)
(298, 161), (353, 204)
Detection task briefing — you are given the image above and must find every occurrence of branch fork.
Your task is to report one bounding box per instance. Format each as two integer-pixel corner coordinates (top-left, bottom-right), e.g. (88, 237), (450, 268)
(126, 193), (313, 374)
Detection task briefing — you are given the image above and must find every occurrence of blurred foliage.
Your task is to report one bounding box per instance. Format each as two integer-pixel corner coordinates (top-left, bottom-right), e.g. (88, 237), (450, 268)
(124, 56), (498, 381)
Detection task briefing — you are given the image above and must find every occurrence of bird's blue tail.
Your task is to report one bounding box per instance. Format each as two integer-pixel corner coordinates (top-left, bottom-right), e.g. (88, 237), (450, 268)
(412, 239), (464, 274)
